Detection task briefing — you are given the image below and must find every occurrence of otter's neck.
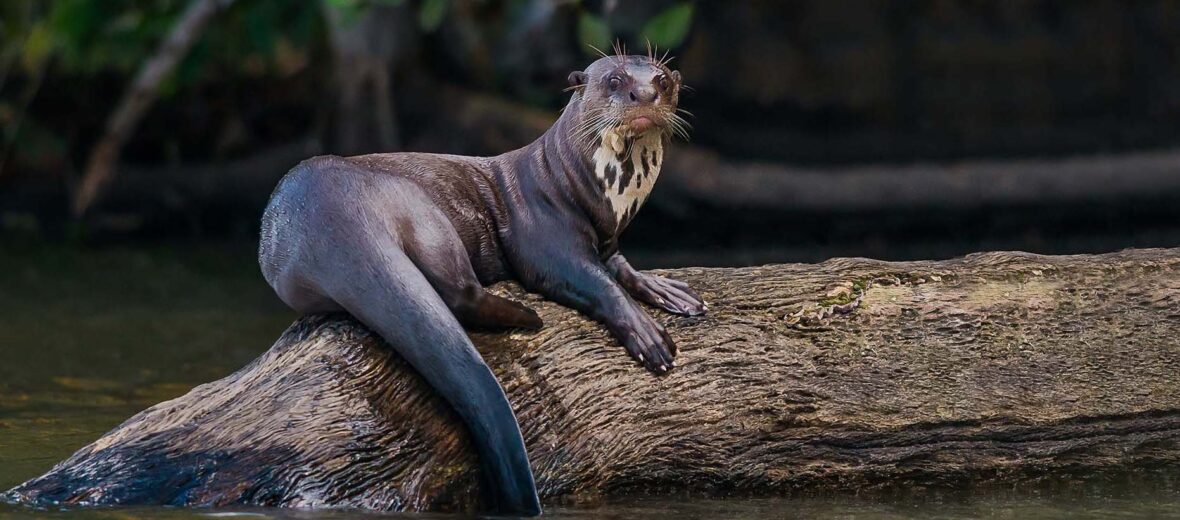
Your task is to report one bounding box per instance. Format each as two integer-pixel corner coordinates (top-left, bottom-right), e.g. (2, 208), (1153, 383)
(528, 99), (666, 232)
(590, 127), (664, 228)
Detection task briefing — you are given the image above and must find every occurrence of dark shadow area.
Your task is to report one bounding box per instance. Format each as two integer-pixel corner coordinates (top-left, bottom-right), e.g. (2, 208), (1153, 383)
(0, 0), (1177, 265)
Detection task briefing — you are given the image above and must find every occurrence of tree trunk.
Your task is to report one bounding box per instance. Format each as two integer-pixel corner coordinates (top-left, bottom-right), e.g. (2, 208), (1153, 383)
(321, 1), (413, 156)
(6, 249), (1180, 513)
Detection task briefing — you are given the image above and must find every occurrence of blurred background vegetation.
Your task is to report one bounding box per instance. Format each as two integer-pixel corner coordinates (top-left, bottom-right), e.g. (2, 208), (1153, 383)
(1, 0), (1179, 264)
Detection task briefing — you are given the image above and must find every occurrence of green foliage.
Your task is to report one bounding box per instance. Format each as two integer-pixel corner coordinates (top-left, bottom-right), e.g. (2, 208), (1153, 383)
(47, 0), (143, 72)
(324, 0), (407, 26)
(19, 24), (55, 72)
(640, 2), (694, 49)
(0, 0), (174, 74)
(323, 0), (364, 24)
(577, 12), (611, 53)
(0, 0), (700, 179)
(575, 1), (696, 56)
(418, 0), (449, 32)
(324, 0), (445, 32)
(0, 0), (330, 81)
(0, 0), (699, 84)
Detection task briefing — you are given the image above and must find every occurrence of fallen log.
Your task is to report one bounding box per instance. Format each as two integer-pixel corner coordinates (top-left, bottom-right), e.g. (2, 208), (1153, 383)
(6, 249), (1180, 512)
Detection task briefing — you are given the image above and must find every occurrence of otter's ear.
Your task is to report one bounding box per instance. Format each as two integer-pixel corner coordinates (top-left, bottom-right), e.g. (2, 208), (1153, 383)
(671, 70), (682, 85)
(567, 71), (587, 88)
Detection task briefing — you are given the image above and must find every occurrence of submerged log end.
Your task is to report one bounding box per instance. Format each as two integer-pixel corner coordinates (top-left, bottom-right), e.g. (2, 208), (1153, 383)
(5, 317), (482, 512)
(6, 249), (1180, 512)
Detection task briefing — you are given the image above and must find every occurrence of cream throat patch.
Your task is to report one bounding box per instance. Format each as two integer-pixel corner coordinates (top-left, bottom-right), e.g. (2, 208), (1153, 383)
(592, 127), (664, 228)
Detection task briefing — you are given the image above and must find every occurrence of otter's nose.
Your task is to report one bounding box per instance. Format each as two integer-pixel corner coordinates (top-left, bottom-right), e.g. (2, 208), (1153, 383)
(628, 86), (658, 104)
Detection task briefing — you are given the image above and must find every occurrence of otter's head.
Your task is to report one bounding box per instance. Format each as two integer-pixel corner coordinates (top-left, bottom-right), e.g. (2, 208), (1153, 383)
(566, 54), (688, 148)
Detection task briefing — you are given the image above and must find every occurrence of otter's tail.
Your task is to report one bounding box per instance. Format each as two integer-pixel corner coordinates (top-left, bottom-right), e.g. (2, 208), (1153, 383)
(320, 244), (541, 515)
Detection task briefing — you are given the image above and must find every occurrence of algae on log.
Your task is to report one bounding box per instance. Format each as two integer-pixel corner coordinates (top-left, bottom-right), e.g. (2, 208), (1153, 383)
(6, 249), (1180, 512)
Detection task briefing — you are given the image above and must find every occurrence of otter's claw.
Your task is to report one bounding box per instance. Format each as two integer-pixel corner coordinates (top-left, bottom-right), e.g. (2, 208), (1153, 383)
(628, 273), (706, 317)
(614, 304), (676, 374)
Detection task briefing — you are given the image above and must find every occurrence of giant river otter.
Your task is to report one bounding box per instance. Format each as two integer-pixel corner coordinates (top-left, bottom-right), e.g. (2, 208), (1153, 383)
(258, 52), (703, 515)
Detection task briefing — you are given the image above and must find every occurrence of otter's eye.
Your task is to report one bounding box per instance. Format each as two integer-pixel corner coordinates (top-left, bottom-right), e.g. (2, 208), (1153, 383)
(608, 76), (623, 91)
(655, 74), (670, 92)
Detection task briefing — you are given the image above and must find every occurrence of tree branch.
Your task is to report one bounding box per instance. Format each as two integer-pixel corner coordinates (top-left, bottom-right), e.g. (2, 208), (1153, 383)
(71, 0), (235, 217)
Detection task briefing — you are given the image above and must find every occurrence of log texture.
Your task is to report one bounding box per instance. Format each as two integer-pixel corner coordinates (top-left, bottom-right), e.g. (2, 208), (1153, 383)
(6, 249), (1180, 512)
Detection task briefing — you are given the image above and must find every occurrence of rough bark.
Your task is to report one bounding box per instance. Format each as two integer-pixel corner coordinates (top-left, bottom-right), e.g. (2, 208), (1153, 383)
(72, 0), (235, 217)
(6, 249), (1180, 513)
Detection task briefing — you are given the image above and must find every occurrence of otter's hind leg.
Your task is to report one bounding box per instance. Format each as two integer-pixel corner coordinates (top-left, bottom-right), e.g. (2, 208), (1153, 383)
(451, 286), (544, 330)
(402, 218), (542, 331)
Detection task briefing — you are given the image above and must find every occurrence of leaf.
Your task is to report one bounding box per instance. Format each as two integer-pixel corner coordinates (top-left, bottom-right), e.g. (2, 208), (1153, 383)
(323, 0), (364, 26)
(577, 12), (611, 53)
(20, 22), (54, 72)
(640, 2), (693, 48)
(419, 0), (449, 32)
(246, 4), (279, 56)
(323, 0), (360, 9)
(47, 0), (98, 55)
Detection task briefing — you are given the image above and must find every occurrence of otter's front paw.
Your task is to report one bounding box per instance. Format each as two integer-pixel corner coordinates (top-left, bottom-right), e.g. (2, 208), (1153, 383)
(630, 273), (706, 317)
(615, 306), (677, 374)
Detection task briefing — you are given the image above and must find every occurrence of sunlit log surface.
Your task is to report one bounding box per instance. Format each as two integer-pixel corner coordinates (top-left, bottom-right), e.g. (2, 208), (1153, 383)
(7, 249), (1180, 513)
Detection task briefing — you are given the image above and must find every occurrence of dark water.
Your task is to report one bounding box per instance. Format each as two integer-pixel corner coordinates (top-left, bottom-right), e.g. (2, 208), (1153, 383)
(2, 241), (1180, 519)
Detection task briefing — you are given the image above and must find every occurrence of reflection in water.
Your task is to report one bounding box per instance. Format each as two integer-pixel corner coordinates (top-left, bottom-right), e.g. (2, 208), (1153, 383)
(1, 242), (1178, 519)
